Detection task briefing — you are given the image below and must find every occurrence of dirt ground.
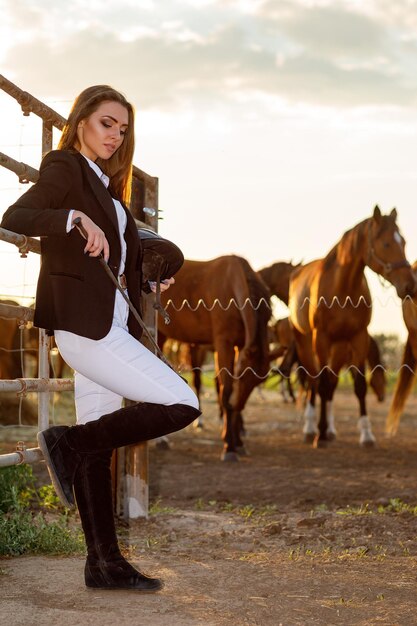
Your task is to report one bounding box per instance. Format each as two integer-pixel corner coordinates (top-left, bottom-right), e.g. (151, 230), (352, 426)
(2, 384), (417, 626)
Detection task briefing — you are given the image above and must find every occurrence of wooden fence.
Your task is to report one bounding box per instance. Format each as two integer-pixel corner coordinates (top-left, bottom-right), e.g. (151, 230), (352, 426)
(0, 74), (159, 518)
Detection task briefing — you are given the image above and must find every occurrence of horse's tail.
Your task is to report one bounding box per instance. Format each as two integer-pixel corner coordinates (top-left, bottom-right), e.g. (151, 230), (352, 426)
(386, 338), (416, 435)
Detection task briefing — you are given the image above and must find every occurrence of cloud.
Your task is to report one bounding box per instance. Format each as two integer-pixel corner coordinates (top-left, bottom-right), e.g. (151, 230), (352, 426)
(2, 0), (417, 111)
(269, 4), (387, 57)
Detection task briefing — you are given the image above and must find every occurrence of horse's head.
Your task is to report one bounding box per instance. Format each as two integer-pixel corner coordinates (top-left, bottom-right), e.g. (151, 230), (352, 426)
(258, 261), (302, 305)
(367, 206), (416, 299)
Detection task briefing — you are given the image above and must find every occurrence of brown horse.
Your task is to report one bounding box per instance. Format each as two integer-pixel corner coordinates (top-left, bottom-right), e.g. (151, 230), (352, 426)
(159, 255), (272, 460)
(386, 261), (417, 434)
(288, 206), (415, 447)
(258, 261), (300, 305)
(0, 299), (24, 379)
(271, 318), (386, 405)
(186, 262), (300, 420)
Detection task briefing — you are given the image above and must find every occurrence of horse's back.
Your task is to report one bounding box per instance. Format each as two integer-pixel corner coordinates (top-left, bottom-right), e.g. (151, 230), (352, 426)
(288, 260), (321, 335)
(160, 255), (257, 345)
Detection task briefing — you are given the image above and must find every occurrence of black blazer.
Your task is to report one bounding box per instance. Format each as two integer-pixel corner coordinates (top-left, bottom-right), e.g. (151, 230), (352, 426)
(1, 150), (143, 340)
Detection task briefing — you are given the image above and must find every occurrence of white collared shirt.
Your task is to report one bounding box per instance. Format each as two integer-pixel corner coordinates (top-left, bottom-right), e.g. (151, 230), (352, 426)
(66, 154), (127, 276)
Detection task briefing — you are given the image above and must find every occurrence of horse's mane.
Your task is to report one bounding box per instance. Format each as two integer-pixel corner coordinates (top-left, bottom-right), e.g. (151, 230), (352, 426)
(323, 214), (398, 271)
(239, 257), (271, 360)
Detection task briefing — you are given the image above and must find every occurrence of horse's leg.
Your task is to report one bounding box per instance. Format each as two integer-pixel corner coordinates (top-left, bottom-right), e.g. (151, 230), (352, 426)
(292, 330), (319, 443)
(352, 365), (375, 446)
(214, 374), (222, 419)
(216, 343), (239, 462)
(303, 383), (317, 443)
(190, 345), (204, 429)
(315, 368), (335, 447)
(367, 336), (386, 402)
(287, 377), (296, 403)
(314, 332), (334, 447)
(351, 333), (375, 447)
(323, 344), (349, 441)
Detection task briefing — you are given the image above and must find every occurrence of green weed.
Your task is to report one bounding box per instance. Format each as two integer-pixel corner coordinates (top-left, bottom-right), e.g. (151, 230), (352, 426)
(336, 503), (372, 516)
(149, 498), (178, 515)
(0, 464), (84, 556)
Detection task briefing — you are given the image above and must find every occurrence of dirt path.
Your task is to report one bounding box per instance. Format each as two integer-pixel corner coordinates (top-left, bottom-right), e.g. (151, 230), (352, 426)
(2, 386), (417, 625)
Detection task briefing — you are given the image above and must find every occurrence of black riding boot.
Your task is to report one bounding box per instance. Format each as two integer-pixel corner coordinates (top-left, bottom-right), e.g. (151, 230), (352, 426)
(38, 402), (200, 508)
(74, 451), (162, 592)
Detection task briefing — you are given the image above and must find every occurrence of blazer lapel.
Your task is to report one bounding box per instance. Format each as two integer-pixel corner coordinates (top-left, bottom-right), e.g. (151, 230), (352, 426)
(77, 154), (120, 235)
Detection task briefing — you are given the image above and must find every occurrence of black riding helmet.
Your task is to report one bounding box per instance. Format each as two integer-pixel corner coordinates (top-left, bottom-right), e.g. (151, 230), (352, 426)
(138, 228), (184, 292)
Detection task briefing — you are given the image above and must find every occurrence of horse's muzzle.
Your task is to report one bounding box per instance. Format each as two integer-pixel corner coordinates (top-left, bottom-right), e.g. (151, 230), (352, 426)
(396, 275), (417, 300)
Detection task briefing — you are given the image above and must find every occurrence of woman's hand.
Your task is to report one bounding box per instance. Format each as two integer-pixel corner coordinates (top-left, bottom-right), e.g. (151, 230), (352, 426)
(72, 211), (110, 262)
(149, 277), (175, 293)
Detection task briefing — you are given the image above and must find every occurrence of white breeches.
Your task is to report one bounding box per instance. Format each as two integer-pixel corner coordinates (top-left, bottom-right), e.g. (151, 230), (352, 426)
(55, 291), (198, 424)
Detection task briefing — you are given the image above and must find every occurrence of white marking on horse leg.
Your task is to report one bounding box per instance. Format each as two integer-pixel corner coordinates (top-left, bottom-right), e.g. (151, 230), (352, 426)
(326, 401), (337, 437)
(303, 403), (317, 435)
(358, 415), (376, 445)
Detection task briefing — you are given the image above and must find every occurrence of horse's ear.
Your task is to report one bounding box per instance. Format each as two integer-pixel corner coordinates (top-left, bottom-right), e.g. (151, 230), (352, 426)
(373, 205), (381, 222)
(390, 207), (398, 220)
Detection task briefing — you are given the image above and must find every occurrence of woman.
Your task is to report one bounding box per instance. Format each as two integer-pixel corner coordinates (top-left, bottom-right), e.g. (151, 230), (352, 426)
(1, 85), (200, 592)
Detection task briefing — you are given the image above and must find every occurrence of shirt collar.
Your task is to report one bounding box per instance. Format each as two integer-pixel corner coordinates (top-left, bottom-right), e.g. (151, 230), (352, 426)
(81, 153), (110, 188)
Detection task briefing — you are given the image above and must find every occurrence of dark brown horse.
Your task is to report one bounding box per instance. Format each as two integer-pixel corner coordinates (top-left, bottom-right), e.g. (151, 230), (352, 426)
(288, 206), (415, 447)
(258, 261), (300, 306)
(159, 255), (272, 460)
(386, 260), (417, 434)
(187, 262), (300, 420)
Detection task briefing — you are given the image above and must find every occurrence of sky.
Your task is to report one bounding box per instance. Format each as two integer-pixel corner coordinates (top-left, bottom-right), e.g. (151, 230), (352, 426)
(1, 0), (417, 338)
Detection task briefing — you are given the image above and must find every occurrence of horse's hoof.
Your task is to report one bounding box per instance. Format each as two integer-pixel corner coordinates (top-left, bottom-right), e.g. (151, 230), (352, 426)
(155, 438), (170, 450)
(313, 437), (327, 449)
(236, 446), (248, 457)
(303, 433), (316, 444)
(360, 439), (376, 448)
(326, 431), (337, 442)
(221, 451), (239, 462)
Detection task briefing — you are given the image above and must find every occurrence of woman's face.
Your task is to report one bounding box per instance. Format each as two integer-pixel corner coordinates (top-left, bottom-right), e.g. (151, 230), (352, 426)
(76, 101), (129, 161)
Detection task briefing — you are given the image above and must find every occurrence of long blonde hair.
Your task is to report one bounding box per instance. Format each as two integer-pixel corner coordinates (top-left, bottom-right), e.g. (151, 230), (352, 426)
(58, 85), (135, 204)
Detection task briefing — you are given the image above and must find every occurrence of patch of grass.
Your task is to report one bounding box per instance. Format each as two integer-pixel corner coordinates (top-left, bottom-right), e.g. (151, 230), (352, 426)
(235, 504), (256, 519)
(378, 498), (417, 515)
(0, 464), (84, 557)
(149, 498), (178, 515)
(0, 464), (35, 512)
(179, 371), (216, 389)
(220, 501), (278, 519)
(336, 503), (372, 516)
(193, 498), (279, 520)
(338, 547), (370, 560)
(37, 484), (63, 510)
